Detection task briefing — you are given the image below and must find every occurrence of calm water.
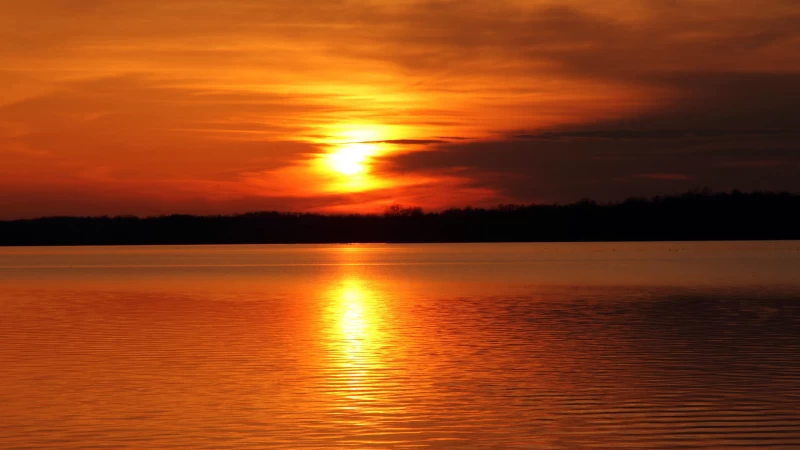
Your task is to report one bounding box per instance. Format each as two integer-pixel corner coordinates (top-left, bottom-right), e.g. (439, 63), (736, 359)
(1, 242), (800, 449)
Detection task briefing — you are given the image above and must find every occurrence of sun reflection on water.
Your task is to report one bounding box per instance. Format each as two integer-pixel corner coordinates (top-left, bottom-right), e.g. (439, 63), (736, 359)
(338, 279), (370, 362)
(319, 253), (403, 421)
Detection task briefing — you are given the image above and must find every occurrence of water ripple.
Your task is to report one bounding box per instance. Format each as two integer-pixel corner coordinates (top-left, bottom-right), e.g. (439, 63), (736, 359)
(2, 243), (800, 449)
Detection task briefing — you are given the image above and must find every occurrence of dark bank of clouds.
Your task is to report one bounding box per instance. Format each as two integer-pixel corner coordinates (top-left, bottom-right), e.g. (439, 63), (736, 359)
(381, 71), (800, 203)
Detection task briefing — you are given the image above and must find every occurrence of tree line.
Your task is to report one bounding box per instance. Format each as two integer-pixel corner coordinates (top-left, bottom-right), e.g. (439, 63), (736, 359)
(1, 189), (799, 246)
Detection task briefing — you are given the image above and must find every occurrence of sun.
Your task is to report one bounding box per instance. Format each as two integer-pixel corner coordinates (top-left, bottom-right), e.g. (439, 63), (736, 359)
(322, 124), (388, 178)
(315, 123), (399, 192)
(327, 143), (375, 176)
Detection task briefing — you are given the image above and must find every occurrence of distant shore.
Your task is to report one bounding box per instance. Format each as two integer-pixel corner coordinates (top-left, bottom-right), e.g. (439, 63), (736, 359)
(1, 190), (799, 246)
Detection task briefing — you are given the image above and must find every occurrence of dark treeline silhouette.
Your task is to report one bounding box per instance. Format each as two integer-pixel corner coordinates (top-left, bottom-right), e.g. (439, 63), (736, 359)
(1, 189), (799, 246)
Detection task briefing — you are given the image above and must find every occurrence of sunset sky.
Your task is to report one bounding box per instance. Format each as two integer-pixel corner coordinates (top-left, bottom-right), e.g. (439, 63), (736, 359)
(2, 0), (799, 218)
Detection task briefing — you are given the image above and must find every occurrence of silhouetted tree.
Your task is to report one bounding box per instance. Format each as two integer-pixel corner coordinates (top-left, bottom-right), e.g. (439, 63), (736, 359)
(1, 189), (798, 245)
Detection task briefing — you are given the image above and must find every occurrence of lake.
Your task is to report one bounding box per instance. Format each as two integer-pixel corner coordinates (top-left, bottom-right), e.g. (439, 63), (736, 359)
(1, 242), (799, 449)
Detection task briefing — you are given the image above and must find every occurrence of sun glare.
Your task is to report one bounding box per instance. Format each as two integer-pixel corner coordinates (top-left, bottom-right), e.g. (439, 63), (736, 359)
(318, 124), (391, 183)
(328, 143), (375, 176)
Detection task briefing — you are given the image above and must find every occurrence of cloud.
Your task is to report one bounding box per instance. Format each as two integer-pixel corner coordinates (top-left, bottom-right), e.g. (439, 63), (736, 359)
(356, 139), (451, 145)
(381, 136), (800, 204)
(2, 1), (800, 216)
(380, 70), (800, 203)
(633, 173), (695, 181)
(0, 75), (334, 177)
(515, 130), (798, 141)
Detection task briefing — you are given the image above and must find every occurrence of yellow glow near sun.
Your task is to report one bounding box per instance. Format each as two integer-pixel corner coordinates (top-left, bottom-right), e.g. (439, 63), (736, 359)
(335, 125), (383, 143)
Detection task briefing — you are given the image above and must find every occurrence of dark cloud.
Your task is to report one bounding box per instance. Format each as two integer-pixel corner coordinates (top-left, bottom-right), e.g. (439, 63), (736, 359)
(512, 72), (800, 138)
(633, 173), (696, 181)
(382, 71), (800, 203)
(514, 130), (797, 141)
(621, 72), (800, 131)
(383, 137), (800, 203)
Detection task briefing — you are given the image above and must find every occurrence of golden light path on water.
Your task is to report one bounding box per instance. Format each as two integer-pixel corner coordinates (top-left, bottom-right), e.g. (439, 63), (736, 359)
(318, 246), (424, 430)
(322, 273), (399, 423)
(334, 278), (373, 378)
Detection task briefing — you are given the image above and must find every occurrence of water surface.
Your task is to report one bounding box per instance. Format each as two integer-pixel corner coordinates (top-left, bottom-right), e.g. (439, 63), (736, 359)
(2, 242), (800, 449)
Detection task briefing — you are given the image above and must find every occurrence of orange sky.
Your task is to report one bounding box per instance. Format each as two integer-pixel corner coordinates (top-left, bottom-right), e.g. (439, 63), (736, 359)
(2, 0), (799, 218)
